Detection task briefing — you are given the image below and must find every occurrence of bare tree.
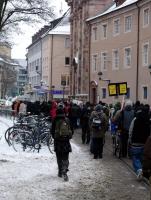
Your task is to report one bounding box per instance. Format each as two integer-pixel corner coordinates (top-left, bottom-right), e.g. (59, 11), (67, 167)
(0, 0), (54, 35)
(1, 64), (17, 98)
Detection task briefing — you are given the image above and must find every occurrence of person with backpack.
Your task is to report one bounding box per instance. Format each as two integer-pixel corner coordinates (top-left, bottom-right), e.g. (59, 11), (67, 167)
(51, 107), (74, 181)
(129, 104), (150, 180)
(89, 104), (108, 159)
(113, 100), (134, 157)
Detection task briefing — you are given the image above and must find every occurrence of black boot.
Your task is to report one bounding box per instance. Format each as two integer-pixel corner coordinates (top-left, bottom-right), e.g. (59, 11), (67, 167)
(63, 173), (69, 182)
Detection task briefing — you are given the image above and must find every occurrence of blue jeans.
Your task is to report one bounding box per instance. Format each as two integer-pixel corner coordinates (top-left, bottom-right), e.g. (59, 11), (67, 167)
(131, 146), (144, 174)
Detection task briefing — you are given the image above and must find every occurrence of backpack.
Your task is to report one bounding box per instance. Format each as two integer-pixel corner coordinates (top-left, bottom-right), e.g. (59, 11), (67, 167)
(55, 118), (72, 139)
(92, 114), (102, 130)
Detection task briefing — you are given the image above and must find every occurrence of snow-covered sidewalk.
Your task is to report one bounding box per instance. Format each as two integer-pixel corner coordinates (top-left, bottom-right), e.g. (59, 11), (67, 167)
(0, 116), (150, 200)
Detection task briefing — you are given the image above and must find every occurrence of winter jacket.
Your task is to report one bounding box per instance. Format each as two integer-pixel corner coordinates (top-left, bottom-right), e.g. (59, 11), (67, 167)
(50, 101), (57, 120)
(89, 111), (108, 138)
(143, 136), (151, 179)
(51, 114), (74, 153)
(129, 110), (150, 145)
(113, 106), (134, 132)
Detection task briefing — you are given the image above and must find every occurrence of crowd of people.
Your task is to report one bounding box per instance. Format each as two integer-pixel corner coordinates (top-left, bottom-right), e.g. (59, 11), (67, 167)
(11, 99), (151, 183)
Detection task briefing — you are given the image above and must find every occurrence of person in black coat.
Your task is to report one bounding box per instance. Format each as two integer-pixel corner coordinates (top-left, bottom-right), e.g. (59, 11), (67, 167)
(129, 104), (150, 180)
(51, 107), (74, 181)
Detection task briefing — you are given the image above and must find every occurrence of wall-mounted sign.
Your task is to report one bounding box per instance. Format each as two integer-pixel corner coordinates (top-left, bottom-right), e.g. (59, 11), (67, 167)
(108, 82), (127, 96)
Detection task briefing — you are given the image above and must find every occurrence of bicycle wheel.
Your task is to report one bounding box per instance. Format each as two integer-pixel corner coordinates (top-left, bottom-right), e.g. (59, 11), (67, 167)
(47, 134), (54, 154)
(12, 131), (33, 152)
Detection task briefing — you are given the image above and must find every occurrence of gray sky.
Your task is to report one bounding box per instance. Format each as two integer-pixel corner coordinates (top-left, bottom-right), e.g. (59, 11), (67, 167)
(11, 0), (69, 59)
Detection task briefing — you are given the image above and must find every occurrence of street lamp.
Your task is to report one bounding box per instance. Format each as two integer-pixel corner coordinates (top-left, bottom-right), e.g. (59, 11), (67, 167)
(98, 72), (110, 83)
(148, 65), (151, 75)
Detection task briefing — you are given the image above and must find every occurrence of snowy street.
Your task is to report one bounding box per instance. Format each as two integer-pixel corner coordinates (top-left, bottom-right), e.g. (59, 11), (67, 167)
(0, 116), (150, 200)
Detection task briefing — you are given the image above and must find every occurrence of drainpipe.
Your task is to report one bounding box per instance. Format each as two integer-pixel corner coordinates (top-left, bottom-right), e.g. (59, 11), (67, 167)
(136, 3), (140, 101)
(50, 35), (54, 100)
(87, 22), (91, 102)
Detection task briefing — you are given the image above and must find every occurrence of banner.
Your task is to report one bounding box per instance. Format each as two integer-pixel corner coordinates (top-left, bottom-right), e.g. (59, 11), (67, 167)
(108, 82), (127, 96)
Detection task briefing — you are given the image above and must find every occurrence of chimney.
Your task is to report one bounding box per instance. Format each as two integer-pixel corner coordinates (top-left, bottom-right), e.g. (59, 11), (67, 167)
(114, 0), (126, 6)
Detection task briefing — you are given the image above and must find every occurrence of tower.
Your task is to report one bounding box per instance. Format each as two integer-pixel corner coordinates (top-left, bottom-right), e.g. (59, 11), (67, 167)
(66, 0), (114, 101)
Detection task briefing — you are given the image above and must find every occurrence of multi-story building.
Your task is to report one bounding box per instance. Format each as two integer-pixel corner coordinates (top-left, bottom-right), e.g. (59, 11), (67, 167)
(27, 17), (63, 101)
(65, 0), (114, 102)
(13, 59), (27, 96)
(41, 10), (70, 99)
(87, 0), (151, 105)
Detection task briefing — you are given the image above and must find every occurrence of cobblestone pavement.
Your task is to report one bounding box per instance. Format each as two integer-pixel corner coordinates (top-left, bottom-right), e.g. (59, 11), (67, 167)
(0, 124), (150, 200)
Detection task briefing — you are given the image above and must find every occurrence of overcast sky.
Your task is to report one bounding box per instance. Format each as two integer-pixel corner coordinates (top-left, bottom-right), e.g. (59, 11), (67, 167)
(11, 0), (69, 59)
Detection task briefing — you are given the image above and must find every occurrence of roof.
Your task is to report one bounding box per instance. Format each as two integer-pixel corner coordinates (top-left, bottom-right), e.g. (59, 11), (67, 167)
(46, 9), (70, 36)
(87, 0), (139, 22)
(0, 56), (18, 66)
(14, 59), (27, 68)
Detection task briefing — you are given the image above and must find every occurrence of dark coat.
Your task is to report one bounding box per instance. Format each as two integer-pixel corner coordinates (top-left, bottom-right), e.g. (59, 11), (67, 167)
(89, 111), (108, 138)
(51, 114), (73, 153)
(143, 136), (151, 179)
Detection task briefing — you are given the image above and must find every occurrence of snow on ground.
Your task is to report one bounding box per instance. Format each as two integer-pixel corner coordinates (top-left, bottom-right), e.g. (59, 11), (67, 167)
(0, 116), (150, 200)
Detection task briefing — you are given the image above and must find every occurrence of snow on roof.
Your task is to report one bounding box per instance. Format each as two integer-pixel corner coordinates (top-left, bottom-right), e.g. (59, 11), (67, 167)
(87, 0), (138, 22)
(15, 59), (27, 67)
(0, 56), (18, 66)
(47, 9), (70, 35)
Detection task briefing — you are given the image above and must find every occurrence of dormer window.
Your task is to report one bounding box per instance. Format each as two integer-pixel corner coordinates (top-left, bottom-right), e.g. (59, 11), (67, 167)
(114, 0), (126, 6)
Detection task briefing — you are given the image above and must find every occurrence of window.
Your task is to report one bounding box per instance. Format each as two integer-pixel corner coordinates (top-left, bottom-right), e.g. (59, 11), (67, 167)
(143, 86), (148, 99)
(61, 75), (69, 86)
(112, 49), (119, 69)
(102, 88), (107, 99)
(125, 15), (132, 32)
(124, 47), (131, 67)
(92, 27), (97, 41)
(101, 52), (108, 71)
(102, 24), (107, 39)
(92, 54), (97, 72)
(143, 43), (149, 66)
(65, 37), (70, 48)
(65, 57), (70, 65)
(126, 88), (130, 99)
(143, 8), (149, 27)
(113, 19), (120, 35)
